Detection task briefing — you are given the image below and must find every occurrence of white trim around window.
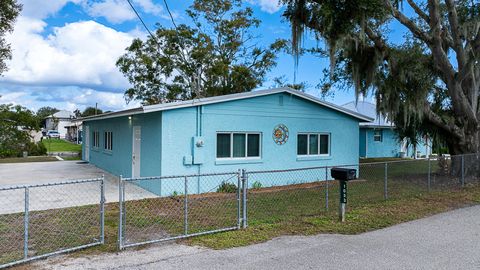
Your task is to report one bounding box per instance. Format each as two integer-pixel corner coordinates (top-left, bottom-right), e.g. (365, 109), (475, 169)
(216, 132), (262, 160)
(297, 132), (331, 157)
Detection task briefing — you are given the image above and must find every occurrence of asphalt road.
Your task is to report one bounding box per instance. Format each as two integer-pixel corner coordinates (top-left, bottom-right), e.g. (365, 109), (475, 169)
(35, 205), (480, 270)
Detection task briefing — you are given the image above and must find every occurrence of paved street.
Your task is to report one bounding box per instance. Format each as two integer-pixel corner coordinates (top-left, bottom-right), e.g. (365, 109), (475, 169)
(34, 205), (480, 270)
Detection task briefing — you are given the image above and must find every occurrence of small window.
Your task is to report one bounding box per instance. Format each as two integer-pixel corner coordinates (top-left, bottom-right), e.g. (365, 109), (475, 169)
(104, 131), (113, 151)
(216, 132), (261, 159)
(92, 131), (100, 148)
(216, 134), (231, 158)
(373, 130), (383, 142)
(297, 133), (330, 156)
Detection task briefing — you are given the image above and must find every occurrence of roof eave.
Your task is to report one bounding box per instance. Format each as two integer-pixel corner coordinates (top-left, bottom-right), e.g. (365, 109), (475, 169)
(80, 107), (144, 122)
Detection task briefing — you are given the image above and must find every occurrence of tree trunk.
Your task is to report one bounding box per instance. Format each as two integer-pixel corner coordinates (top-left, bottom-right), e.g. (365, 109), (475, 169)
(447, 126), (480, 180)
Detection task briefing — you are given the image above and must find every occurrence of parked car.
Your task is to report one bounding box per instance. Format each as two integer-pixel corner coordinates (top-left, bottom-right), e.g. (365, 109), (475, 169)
(46, 130), (60, 139)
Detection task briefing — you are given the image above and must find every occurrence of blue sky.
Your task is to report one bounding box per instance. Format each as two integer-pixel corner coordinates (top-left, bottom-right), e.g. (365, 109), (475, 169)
(0, 0), (408, 112)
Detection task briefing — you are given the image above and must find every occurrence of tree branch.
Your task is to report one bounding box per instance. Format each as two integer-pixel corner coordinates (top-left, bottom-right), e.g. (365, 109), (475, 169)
(365, 26), (388, 54)
(423, 103), (463, 140)
(384, 0), (432, 44)
(445, 0), (466, 69)
(406, 0), (429, 24)
(457, 33), (479, 81)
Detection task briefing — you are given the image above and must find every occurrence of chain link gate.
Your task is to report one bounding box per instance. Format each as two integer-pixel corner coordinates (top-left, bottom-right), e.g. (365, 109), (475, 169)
(118, 171), (244, 249)
(0, 177), (105, 269)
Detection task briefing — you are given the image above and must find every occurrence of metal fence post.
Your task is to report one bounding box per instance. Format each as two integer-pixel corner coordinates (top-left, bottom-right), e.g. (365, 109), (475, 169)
(118, 175), (123, 250)
(184, 176), (188, 235)
(100, 175), (106, 244)
(237, 169), (242, 229)
(241, 169), (248, 229)
(384, 163), (388, 200)
(427, 158), (431, 192)
(325, 167), (329, 210)
(461, 155), (465, 187)
(24, 187), (29, 259)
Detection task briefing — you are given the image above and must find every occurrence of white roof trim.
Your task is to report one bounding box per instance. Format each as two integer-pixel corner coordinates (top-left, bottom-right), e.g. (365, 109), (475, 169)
(84, 88), (373, 122)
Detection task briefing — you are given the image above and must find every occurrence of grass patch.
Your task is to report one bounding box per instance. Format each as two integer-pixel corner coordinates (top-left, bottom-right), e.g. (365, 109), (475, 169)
(186, 185), (480, 249)
(42, 139), (81, 153)
(0, 156), (58, 163)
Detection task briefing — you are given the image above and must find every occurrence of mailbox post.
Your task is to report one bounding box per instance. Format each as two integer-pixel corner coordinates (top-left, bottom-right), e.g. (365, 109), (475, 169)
(331, 168), (357, 222)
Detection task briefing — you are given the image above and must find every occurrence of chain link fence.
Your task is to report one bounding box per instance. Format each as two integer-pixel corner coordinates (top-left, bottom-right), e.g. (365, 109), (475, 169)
(0, 178), (105, 269)
(119, 153), (480, 250)
(2, 154), (479, 264)
(243, 154), (480, 231)
(119, 172), (241, 249)
(245, 167), (327, 228)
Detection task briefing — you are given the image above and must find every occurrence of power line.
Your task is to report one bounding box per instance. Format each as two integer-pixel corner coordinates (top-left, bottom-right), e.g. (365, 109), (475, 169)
(126, 0), (156, 40)
(162, 0), (177, 29)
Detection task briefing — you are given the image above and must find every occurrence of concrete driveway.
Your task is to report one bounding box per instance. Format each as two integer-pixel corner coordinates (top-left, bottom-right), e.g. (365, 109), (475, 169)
(33, 205), (480, 270)
(0, 161), (155, 214)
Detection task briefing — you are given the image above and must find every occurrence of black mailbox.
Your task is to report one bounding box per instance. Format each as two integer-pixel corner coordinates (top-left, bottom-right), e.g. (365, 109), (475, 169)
(331, 168), (357, 181)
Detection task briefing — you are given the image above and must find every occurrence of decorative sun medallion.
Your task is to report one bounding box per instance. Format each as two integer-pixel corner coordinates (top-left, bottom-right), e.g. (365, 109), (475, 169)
(273, 124), (289, 145)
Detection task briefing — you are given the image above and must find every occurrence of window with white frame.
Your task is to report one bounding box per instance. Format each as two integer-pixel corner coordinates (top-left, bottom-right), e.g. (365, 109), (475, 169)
(216, 132), (261, 159)
(373, 129), (383, 142)
(104, 131), (113, 151)
(92, 131), (100, 148)
(297, 133), (330, 156)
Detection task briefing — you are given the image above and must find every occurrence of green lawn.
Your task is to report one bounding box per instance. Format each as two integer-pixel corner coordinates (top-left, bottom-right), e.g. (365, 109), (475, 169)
(0, 156), (58, 163)
(42, 139), (82, 153)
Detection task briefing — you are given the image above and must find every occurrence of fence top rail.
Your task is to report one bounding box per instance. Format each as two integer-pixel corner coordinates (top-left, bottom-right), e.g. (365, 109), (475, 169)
(0, 177), (104, 191)
(246, 159), (436, 175)
(247, 166), (330, 174)
(123, 171), (239, 182)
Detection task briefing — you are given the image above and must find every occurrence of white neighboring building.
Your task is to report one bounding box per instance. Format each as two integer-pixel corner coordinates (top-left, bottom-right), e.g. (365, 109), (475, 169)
(45, 110), (76, 139)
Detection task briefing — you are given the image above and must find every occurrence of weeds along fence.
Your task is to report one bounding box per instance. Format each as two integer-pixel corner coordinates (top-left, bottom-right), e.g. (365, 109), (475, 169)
(120, 153), (480, 249)
(0, 177), (105, 269)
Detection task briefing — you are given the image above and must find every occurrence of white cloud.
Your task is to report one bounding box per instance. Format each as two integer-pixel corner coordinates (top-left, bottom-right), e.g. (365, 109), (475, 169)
(0, 86), (140, 111)
(18, 0), (83, 19)
(247, 0), (282, 14)
(83, 0), (135, 24)
(2, 17), (133, 91)
(135, 0), (163, 15)
(83, 0), (165, 24)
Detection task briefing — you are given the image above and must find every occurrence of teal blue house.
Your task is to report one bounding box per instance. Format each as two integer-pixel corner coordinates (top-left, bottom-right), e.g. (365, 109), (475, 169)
(82, 88), (371, 194)
(343, 101), (432, 158)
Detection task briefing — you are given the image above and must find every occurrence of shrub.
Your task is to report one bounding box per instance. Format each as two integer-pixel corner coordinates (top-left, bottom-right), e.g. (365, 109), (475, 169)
(252, 181), (263, 189)
(27, 141), (47, 156)
(216, 181), (237, 193)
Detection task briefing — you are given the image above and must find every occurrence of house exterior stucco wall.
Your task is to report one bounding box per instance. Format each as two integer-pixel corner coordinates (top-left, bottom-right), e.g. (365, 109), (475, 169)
(83, 92), (363, 196)
(360, 127), (432, 158)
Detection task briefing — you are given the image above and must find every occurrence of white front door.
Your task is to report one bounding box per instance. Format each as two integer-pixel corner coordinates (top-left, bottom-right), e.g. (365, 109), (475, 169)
(132, 126), (141, 178)
(84, 126), (90, 162)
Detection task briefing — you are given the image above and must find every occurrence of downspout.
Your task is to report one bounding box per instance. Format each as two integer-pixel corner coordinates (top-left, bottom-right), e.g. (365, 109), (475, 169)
(365, 129), (368, 158)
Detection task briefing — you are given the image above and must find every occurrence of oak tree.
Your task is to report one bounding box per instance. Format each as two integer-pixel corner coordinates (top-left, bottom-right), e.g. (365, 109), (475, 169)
(283, 0), (479, 155)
